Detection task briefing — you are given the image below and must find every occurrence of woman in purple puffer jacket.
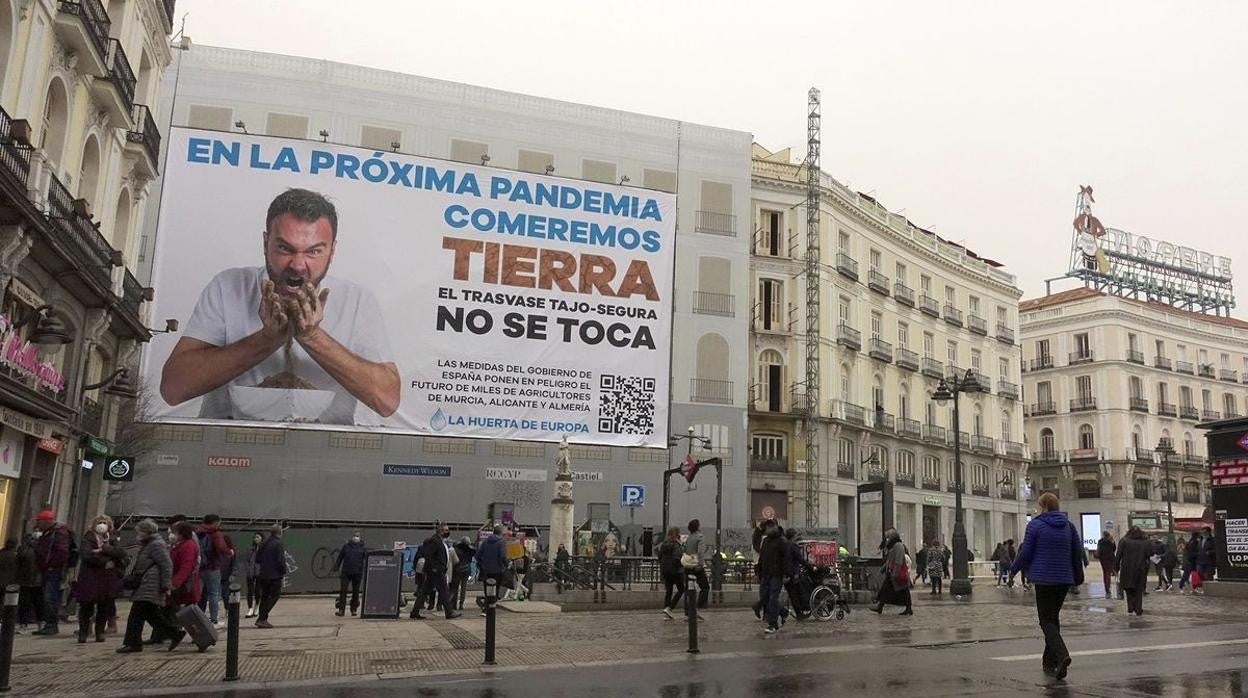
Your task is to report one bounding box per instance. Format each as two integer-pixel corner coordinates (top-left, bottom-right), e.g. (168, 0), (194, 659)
(1009, 492), (1084, 683)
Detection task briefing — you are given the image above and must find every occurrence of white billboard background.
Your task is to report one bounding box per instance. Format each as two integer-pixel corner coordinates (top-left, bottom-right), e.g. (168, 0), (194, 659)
(144, 129), (675, 447)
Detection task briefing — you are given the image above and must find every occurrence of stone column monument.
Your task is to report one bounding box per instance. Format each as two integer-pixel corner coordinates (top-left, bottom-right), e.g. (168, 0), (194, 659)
(549, 436), (575, 555)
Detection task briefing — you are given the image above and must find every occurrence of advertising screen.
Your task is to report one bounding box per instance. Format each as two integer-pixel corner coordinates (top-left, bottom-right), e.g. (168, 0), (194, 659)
(145, 129), (677, 447)
(1080, 513), (1102, 550)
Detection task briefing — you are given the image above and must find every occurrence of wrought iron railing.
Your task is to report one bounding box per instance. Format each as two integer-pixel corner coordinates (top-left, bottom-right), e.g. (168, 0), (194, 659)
(1154, 356), (1172, 370)
(967, 314), (987, 335)
(695, 210), (736, 236)
(46, 173), (115, 289)
(997, 380), (1019, 400)
(835, 252), (858, 280)
(104, 38), (137, 114)
(919, 294), (939, 316)
(692, 290), (734, 317)
(126, 104), (161, 168)
(1070, 396), (1097, 412)
(690, 378), (732, 405)
(896, 348), (919, 371)
(58, 0), (111, 62)
(868, 269), (889, 294)
(1127, 349), (1144, 364)
(1158, 402), (1177, 417)
(942, 304), (963, 326)
(894, 282), (915, 306)
(868, 337), (893, 362)
(996, 324), (1015, 344)
(1069, 350), (1094, 365)
(0, 106), (33, 189)
(921, 357), (943, 378)
(1129, 397), (1150, 412)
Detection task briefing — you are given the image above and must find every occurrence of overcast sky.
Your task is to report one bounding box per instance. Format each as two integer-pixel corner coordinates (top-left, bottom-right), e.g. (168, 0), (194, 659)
(176, 1), (1247, 307)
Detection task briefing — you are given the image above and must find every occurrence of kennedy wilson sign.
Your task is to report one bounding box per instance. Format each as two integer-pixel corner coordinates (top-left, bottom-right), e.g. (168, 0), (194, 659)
(145, 129), (674, 448)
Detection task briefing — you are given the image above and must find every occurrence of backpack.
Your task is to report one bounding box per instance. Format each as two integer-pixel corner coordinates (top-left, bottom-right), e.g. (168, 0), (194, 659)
(196, 531), (217, 568)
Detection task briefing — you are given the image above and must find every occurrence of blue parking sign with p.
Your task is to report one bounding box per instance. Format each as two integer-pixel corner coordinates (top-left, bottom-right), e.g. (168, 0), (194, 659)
(621, 484), (645, 507)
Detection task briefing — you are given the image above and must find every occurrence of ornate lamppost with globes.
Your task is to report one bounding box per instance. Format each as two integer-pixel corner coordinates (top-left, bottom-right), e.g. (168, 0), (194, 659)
(931, 369), (986, 596)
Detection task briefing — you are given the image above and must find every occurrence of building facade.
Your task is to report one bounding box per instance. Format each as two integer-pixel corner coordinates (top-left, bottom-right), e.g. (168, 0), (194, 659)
(119, 44), (753, 536)
(0, 0), (173, 541)
(748, 145), (1028, 556)
(1020, 287), (1240, 539)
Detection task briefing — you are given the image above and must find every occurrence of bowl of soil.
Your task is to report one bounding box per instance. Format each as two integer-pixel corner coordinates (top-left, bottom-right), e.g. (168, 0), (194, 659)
(230, 372), (335, 422)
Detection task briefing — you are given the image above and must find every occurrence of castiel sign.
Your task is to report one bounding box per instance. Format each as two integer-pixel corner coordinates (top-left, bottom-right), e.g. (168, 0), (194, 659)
(145, 129), (676, 448)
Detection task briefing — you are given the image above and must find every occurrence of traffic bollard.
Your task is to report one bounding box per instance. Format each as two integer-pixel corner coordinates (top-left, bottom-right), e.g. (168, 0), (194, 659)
(483, 578), (497, 666)
(685, 573), (699, 654)
(0, 584), (17, 692)
(224, 583), (241, 682)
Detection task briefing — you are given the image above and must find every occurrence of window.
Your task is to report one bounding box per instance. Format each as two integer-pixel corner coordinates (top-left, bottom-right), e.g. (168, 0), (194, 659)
(1134, 479), (1151, 499)
(1132, 428), (1143, 450)
(839, 363), (853, 402)
(1078, 424), (1095, 450)
(1158, 383), (1169, 404)
(1221, 353), (1231, 369)
(1225, 393), (1237, 415)
(584, 160), (618, 184)
(973, 464), (989, 487)
(1129, 376), (1142, 399)
(1183, 481), (1200, 502)
(1000, 411), (1012, 442)
(920, 274), (932, 294)
(643, 169), (677, 193)
(1076, 479), (1101, 499)
(947, 340), (958, 366)
(996, 306), (1008, 325)
(897, 451), (915, 480)
(998, 357), (1010, 380)
(751, 433), (786, 461)
(1199, 349), (1209, 366)
(1076, 375), (1092, 398)
(1156, 339), (1166, 359)
(897, 322), (909, 349)
(944, 285), (955, 305)
(871, 312), (882, 340)
(973, 405), (984, 435)
(1177, 344), (1188, 362)
(265, 113), (308, 138)
(1163, 479), (1178, 502)
(896, 262), (908, 284)
(922, 456), (939, 482)
(872, 376), (885, 412)
(757, 350), (783, 412)
(361, 125), (402, 151)
(1180, 386), (1193, 408)
(1183, 433), (1195, 457)
(1036, 381), (1052, 403)
(838, 438), (855, 466)
(971, 349), (982, 370)
(187, 104), (232, 131)
(969, 295), (981, 315)
(1128, 333), (1139, 353)
(869, 445), (889, 471)
(838, 296), (851, 327)
(838, 230), (850, 252)
(1037, 338), (1051, 360)
(517, 149), (554, 175)
(450, 138), (489, 164)
(923, 332), (935, 358)
(1202, 389), (1212, 410)
(925, 401), (937, 426)
(869, 248), (881, 271)
(1074, 332), (1091, 358)
(899, 385), (910, 419)
(759, 210), (783, 256)
(758, 279), (783, 330)
(1042, 476), (1059, 492)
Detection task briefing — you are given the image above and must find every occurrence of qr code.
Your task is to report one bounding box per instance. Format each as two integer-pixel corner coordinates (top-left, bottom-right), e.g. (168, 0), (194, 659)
(597, 374), (656, 435)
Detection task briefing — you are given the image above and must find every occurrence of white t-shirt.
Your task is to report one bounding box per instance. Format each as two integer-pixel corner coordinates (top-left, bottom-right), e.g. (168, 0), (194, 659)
(182, 267), (394, 425)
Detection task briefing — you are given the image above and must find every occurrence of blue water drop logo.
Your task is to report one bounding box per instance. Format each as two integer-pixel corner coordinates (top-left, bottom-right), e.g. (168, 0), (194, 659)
(430, 408), (447, 432)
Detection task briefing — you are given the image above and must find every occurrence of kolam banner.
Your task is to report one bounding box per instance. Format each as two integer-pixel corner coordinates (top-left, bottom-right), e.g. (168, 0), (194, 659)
(145, 129), (675, 447)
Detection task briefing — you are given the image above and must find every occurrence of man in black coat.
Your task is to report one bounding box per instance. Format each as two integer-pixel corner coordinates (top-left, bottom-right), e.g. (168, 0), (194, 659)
(757, 521), (792, 634)
(333, 530), (367, 617)
(410, 523), (460, 620)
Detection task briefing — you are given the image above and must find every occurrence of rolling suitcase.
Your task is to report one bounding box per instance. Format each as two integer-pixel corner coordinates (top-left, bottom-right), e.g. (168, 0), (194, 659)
(175, 604), (218, 652)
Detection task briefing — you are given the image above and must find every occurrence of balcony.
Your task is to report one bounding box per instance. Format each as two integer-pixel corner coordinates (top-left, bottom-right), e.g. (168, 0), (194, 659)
(1184, 454), (1205, 466)
(695, 210), (736, 236)
(1000, 484), (1017, 500)
(1199, 364), (1215, 379)
(997, 380), (1019, 400)
(80, 396), (104, 436)
(966, 369), (990, 393)
(895, 471), (916, 488)
(872, 412), (895, 433)
(946, 481), (965, 494)
(46, 173), (118, 291)
(968, 314), (987, 335)
(894, 282), (915, 306)
(896, 348), (919, 372)
(897, 417), (921, 439)
(836, 461), (856, 479)
(918, 294), (940, 317)
(1134, 448), (1155, 463)
(0, 107), (33, 195)
(1175, 360), (1194, 375)
(922, 424), (947, 444)
(125, 104), (162, 177)
(942, 304), (963, 327)
(690, 378), (732, 405)
(1179, 405), (1199, 420)
(1129, 397), (1150, 412)
(54, 0), (111, 76)
(836, 323), (861, 351)
(921, 477), (941, 491)
(1158, 402), (1177, 417)
(868, 337), (893, 363)
(971, 484), (990, 497)
(835, 252), (859, 281)
(996, 324), (1015, 345)
(867, 465), (889, 483)
(957, 431), (971, 449)
(1120, 349), (1143, 365)
(1029, 401), (1056, 416)
(1030, 356), (1054, 371)
(867, 269), (889, 295)
(1069, 350), (1094, 366)
(162, 0), (177, 30)
(1001, 441), (1026, 458)
(751, 456), (788, 473)
(1068, 448), (1098, 461)
(1221, 368), (1239, 382)
(945, 364), (963, 384)
(752, 302), (793, 333)
(1154, 356), (1172, 370)
(972, 435), (995, 453)
(1034, 450), (1060, 464)
(1070, 396), (1097, 412)
(693, 290), (735, 317)
(1202, 409), (1222, 421)
(921, 357), (944, 379)
(119, 268), (145, 323)
(91, 38), (137, 126)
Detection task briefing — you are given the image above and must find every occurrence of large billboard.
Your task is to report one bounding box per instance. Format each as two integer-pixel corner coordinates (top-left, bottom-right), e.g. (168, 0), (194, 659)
(144, 129), (676, 447)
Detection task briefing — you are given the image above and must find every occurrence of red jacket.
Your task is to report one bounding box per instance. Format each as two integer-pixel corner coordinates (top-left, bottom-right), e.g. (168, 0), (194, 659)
(168, 538), (201, 607)
(34, 524), (71, 573)
(195, 524), (230, 571)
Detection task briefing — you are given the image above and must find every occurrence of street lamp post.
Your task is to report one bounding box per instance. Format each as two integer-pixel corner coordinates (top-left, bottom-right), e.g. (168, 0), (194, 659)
(931, 369), (985, 597)
(1156, 437), (1177, 546)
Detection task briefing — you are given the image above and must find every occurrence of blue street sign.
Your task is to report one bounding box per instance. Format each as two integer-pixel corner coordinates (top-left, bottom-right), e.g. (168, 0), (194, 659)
(621, 484), (645, 507)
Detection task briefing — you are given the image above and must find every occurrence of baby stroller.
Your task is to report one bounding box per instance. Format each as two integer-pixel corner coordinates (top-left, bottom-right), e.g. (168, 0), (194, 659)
(788, 561), (850, 622)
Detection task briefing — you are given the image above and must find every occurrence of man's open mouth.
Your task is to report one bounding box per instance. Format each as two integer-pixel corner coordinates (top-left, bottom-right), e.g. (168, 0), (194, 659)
(283, 276), (305, 290)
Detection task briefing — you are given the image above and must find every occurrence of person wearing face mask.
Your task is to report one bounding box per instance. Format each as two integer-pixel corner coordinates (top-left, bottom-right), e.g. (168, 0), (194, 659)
(410, 523), (460, 620)
(245, 532), (263, 618)
(333, 531), (366, 617)
(31, 509), (73, 636)
(75, 516), (127, 643)
(117, 519), (178, 653)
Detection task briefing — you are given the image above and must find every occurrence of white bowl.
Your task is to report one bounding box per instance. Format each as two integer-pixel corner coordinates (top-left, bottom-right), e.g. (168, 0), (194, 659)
(229, 385), (335, 422)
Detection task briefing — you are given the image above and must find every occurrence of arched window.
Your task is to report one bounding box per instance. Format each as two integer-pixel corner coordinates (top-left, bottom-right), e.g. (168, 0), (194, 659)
(898, 383), (910, 420)
(750, 432), (786, 471)
(78, 136), (102, 206)
(840, 362), (852, 403)
(1131, 424), (1144, 451)
(972, 403), (984, 436)
(40, 78), (70, 168)
(1000, 410), (1011, 442)
(1040, 427), (1055, 457)
(837, 438), (855, 471)
(112, 189), (133, 260)
(1078, 424), (1095, 450)
(922, 455), (939, 484)
(756, 349), (783, 412)
(693, 334), (730, 404)
(1182, 480), (1200, 503)
(871, 374), (884, 412)
(973, 463), (990, 487)
(1182, 432), (1195, 458)
(896, 450), (915, 483)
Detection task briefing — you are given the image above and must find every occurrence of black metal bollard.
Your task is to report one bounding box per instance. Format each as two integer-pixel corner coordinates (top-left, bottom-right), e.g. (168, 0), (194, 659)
(685, 573), (699, 654)
(0, 584), (17, 692)
(224, 582), (241, 682)
(483, 578), (497, 666)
